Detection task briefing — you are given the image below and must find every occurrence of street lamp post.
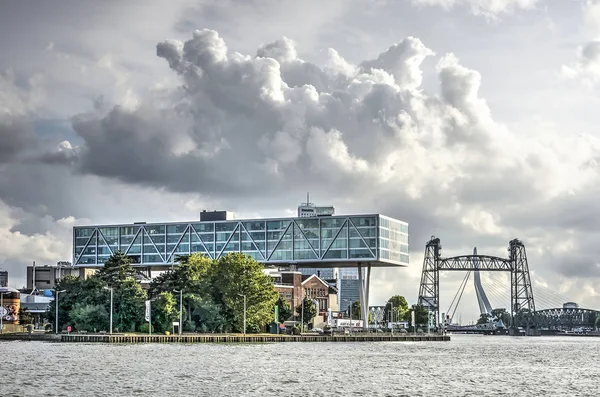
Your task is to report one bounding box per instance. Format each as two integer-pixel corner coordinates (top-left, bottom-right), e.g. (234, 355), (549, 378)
(388, 301), (394, 336)
(238, 293), (246, 335)
(174, 289), (183, 336)
(0, 291), (9, 334)
(55, 289), (66, 334)
(104, 287), (113, 334)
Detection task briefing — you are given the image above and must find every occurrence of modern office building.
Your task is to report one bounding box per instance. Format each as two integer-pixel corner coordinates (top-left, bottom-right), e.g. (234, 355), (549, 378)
(72, 211), (409, 327)
(0, 270), (7, 288)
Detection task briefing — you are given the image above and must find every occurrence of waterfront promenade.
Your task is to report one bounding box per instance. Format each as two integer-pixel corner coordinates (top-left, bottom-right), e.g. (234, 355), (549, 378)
(0, 332), (450, 343)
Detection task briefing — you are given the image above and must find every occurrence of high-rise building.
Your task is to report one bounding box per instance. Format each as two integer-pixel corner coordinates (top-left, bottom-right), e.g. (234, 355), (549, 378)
(0, 270), (8, 287)
(297, 194), (335, 218)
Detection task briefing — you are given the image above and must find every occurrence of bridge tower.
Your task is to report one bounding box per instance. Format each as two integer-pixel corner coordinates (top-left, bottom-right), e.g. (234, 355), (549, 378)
(509, 238), (535, 315)
(418, 236), (536, 331)
(418, 237), (441, 322)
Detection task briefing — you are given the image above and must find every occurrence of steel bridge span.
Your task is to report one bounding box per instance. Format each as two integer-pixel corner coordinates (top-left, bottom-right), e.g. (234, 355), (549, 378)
(418, 236), (535, 329)
(417, 236), (599, 331)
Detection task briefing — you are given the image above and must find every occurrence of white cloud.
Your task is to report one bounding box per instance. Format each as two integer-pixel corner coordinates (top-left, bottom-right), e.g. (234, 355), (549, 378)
(2, 2), (600, 318)
(410, 0), (540, 18)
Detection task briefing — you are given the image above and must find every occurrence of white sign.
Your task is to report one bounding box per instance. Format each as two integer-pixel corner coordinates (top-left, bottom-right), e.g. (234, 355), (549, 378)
(145, 300), (151, 322)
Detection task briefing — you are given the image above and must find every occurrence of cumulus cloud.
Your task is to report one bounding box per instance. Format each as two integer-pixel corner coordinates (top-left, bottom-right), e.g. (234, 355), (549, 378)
(2, 16), (600, 313)
(0, 199), (80, 288)
(63, 29), (600, 313)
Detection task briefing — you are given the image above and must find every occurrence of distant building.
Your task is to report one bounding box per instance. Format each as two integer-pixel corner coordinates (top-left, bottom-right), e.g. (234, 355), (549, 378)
(563, 302), (579, 309)
(268, 269), (338, 326)
(26, 262), (90, 290)
(0, 270), (7, 287)
(297, 195), (335, 218)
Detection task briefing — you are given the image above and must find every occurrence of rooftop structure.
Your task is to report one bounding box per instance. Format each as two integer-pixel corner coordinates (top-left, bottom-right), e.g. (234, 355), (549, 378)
(297, 194), (335, 218)
(73, 214), (409, 269)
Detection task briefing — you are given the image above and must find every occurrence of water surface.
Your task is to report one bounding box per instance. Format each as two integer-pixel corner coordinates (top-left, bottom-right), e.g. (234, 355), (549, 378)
(1, 334), (598, 396)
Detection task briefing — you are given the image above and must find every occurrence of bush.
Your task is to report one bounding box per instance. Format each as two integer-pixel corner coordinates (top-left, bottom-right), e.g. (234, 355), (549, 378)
(139, 323), (154, 333)
(183, 320), (196, 332)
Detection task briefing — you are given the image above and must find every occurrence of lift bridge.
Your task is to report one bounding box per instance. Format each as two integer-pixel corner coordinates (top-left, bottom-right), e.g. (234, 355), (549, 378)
(418, 236), (599, 333)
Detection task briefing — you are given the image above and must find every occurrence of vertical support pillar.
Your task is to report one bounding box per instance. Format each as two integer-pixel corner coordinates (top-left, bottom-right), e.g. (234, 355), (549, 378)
(357, 263), (364, 329)
(366, 264), (371, 324)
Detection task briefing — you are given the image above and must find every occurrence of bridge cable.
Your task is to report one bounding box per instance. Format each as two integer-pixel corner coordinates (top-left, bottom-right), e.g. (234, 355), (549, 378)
(448, 271), (471, 324)
(446, 270), (471, 316)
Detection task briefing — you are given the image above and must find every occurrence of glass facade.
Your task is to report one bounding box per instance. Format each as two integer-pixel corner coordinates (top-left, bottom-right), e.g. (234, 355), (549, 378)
(73, 215), (409, 267)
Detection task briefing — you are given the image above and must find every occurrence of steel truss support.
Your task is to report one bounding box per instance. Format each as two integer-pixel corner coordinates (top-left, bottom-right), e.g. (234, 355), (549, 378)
(509, 238), (535, 320)
(418, 237), (441, 323)
(418, 236), (536, 330)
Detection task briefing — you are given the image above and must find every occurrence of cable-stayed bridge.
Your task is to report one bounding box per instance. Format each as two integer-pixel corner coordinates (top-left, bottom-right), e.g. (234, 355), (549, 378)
(418, 236), (599, 335)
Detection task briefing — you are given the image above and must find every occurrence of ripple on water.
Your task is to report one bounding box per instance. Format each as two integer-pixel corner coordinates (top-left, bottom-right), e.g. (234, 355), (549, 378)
(1, 335), (599, 396)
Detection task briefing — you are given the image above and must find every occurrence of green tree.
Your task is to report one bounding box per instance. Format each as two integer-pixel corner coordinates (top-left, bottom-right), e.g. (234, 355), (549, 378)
(113, 278), (146, 333)
(189, 297), (227, 333)
(150, 292), (177, 333)
(47, 275), (108, 331)
(350, 301), (373, 323)
(69, 303), (109, 332)
(406, 304), (429, 327)
(275, 297), (293, 323)
(383, 295), (409, 323)
(149, 254), (213, 297)
(490, 308), (511, 326)
(18, 307), (34, 325)
(477, 313), (492, 325)
(96, 250), (137, 286)
(210, 253), (278, 333)
(595, 314), (600, 329)
(296, 297), (318, 329)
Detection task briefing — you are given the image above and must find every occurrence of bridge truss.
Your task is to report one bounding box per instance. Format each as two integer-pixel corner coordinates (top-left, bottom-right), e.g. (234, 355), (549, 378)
(418, 237), (535, 328)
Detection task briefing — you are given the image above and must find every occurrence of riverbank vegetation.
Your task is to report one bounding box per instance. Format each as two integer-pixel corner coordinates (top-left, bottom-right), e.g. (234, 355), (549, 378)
(47, 251), (278, 334)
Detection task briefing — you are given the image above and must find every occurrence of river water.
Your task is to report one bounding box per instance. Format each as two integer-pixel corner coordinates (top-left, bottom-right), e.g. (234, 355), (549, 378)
(1, 334), (598, 396)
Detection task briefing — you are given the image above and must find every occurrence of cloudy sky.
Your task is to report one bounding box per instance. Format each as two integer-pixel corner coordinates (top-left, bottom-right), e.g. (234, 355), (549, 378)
(2, 0), (600, 321)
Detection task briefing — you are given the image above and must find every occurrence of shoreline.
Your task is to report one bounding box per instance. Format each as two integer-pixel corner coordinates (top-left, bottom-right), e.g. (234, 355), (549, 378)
(0, 332), (450, 343)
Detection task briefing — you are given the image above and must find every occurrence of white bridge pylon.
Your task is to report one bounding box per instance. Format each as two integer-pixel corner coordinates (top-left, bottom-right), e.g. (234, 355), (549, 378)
(473, 247), (493, 316)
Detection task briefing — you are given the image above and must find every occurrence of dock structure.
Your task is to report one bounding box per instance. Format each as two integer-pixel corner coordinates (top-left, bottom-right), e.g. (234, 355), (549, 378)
(61, 334), (450, 343)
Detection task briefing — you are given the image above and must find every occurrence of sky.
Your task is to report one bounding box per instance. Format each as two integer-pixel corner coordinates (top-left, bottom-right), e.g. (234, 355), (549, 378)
(2, 0), (600, 322)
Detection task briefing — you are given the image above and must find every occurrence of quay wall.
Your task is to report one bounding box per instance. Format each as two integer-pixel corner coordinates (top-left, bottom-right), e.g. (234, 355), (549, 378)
(60, 334), (450, 343)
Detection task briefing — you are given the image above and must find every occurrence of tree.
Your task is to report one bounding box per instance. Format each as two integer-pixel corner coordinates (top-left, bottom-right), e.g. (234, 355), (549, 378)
(150, 292), (177, 333)
(149, 253), (213, 298)
(113, 278), (146, 332)
(189, 297), (227, 333)
(69, 303), (109, 332)
(477, 313), (492, 325)
(383, 295), (409, 323)
(406, 304), (428, 327)
(491, 308), (511, 326)
(296, 297), (318, 329)
(350, 301), (373, 323)
(18, 307), (34, 325)
(275, 297), (293, 323)
(47, 275), (108, 331)
(596, 314), (600, 329)
(209, 253), (278, 333)
(96, 250), (137, 286)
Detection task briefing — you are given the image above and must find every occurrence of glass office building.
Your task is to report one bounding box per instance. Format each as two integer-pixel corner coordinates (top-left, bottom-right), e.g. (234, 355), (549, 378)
(73, 214), (409, 268)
